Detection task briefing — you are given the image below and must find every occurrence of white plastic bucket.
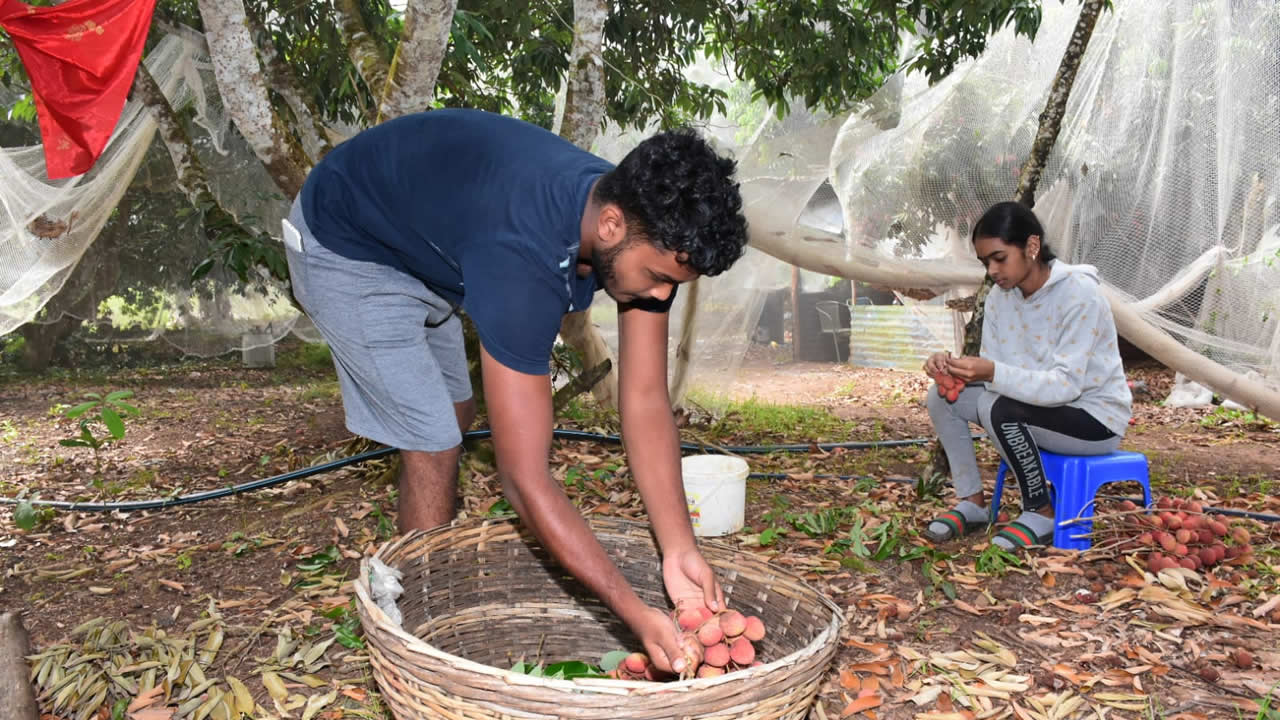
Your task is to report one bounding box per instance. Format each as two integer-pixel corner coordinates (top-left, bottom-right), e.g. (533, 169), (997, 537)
(681, 454), (749, 537)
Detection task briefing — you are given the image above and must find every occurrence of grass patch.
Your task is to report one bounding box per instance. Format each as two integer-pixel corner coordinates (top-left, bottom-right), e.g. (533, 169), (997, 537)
(687, 392), (852, 441)
(277, 342), (334, 371)
(298, 381), (341, 403)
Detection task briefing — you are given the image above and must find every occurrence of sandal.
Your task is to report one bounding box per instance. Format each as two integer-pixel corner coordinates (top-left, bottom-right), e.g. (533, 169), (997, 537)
(922, 508), (990, 542)
(993, 520), (1054, 549)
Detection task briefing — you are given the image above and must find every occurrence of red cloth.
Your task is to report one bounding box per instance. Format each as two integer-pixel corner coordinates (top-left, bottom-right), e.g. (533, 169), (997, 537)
(0, 0), (157, 178)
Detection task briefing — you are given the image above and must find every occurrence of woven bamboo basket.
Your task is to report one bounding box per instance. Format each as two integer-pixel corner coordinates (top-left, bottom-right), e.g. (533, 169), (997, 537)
(354, 516), (843, 720)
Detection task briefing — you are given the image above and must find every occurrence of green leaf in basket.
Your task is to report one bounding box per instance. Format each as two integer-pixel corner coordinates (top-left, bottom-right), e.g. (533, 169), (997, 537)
(510, 661), (542, 676)
(599, 650), (629, 672)
(543, 661), (602, 679)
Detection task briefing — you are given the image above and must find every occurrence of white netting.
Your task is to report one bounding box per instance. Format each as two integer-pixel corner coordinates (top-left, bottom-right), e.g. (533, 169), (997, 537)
(0, 30), (314, 358)
(653, 0), (1279, 399)
(3, 1), (1278, 403)
(820, 0), (1280, 385)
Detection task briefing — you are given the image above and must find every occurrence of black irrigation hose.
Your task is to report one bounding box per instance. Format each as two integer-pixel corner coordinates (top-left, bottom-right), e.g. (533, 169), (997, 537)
(3, 428), (1277, 524)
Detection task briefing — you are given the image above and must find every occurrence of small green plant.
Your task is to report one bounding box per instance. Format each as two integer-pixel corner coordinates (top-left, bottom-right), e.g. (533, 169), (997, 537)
(791, 508), (847, 538)
(1200, 406), (1277, 430)
(222, 531), (264, 556)
(59, 391), (140, 465)
(175, 551), (193, 571)
(975, 543), (1023, 577)
(296, 544), (340, 573)
(756, 526), (786, 546)
(12, 493), (54, 531)
(486, 497), (515, 517)
(370, 506), (396, 539)
(916, 471), (947, 501)
(324, 600), (366, 649)
(0, 419), (17, 443)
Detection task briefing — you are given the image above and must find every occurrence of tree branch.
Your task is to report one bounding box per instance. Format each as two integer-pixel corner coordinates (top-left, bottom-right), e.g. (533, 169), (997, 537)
(555, 0), (617, 409)
(196, 0), (311, 197)
(1013, 0), (1106, 208)
(379, 0), (457, 120)
(132, 61), (287, 286)
(335, 0), (389, 126)
(243, 2), (333, 162)
(552, 358), (612, 415)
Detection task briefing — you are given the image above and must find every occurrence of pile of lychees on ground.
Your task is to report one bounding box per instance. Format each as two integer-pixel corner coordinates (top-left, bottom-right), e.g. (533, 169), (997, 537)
(607, 607), (767, 681)
(1107, 497), (1256, 572)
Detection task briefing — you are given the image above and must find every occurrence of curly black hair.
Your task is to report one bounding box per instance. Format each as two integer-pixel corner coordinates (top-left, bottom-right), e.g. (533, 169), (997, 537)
(593, 128), (748, 277)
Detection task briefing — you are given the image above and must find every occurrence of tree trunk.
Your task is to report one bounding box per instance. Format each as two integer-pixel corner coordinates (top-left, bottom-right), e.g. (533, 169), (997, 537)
(555, 0), (618, 408)
(558, 311), (618, 408)
(243, 2), (333, 163)
(197, 0), (310, 198)
(789, 265), (800, 362)
(132, 63), (274, 279)
(669, 278), (700, 406)
(379, 0), (457, 120)
(919, 0), (1109, 480)
(558, 0), (607, 149)
(0, 613), (37, 720)
(1013, 0), (1105, 209)
(335, 0), (390, 126)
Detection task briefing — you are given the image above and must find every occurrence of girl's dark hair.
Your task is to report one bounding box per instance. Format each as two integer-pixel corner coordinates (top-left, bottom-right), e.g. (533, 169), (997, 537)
(971, 201), (1056, 264)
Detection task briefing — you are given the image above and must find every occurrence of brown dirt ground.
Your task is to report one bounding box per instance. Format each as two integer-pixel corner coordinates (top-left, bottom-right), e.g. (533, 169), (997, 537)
(1, 351), (1278, 720)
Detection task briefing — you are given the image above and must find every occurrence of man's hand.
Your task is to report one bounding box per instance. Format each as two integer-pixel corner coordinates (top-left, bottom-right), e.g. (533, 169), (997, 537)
(946, 355), (995, 383)
(633, 607), (702, 675)
(663, 548), (724, 615)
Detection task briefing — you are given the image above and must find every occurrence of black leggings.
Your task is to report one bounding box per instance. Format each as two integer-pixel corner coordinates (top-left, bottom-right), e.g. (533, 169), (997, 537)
(988, 396), (1116, 512)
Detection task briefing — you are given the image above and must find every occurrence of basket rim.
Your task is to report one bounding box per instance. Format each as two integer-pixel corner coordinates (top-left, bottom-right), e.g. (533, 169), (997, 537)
(354, 517), (846, 694)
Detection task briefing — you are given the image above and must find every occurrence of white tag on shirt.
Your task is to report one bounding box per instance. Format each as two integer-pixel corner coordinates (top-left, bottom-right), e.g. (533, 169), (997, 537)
(281, 218), (304, 254)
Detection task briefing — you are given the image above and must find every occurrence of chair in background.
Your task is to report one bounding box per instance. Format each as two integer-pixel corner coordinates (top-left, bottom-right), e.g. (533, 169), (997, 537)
(815, 300), (851, 362)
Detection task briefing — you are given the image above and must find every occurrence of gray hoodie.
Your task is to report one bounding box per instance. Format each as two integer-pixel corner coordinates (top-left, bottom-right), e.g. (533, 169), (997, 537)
(981, 260), (1132, 435)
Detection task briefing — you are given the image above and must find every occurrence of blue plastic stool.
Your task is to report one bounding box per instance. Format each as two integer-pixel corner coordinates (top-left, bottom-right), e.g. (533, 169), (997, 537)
(992, 450), (1152, 550)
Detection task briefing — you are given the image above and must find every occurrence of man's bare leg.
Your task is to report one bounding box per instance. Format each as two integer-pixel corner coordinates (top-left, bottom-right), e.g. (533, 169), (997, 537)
(397, 399), (477, 533)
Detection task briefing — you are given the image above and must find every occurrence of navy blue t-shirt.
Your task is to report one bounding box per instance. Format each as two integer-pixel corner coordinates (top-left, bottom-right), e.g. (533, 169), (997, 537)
(301, 109), (657, 375)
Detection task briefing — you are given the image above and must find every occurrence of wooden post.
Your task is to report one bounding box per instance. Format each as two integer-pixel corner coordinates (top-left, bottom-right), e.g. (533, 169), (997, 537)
(0, 613), (38, 720)
(790, 266), (801, 362)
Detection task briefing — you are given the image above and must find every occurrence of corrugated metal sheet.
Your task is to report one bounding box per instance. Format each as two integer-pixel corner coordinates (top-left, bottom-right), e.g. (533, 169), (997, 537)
(848, 305), (958, 370)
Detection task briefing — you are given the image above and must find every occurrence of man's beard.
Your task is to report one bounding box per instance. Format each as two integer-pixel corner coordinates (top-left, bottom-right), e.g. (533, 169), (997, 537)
(591, 240), (627, 300)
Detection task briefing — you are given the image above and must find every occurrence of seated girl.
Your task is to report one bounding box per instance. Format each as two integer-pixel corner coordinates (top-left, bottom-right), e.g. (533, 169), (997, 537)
(922, 201), (1132, 549)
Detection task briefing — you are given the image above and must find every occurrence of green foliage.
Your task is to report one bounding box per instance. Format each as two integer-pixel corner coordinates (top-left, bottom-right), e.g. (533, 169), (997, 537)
(916, 471), (947, 501)
(59, 390), (140, 453)
(296, 544), (341, 573)
(975, 543), (1023, 576)
(695, 394), (851, 440)
(791, 507), (849, 538)
(1200, 406), (1277, 430)
(324, 600), (366, 649)
(510, 659), (606, 680)
(278, 342), (333, 371)
(14, 498), (37, 530)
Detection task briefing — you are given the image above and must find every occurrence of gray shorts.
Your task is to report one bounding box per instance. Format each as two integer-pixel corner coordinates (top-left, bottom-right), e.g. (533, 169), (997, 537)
(283, 197), (472, 452)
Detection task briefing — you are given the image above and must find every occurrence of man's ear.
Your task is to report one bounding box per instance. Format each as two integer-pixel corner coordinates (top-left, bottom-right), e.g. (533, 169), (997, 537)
(596, 203), (627, 248)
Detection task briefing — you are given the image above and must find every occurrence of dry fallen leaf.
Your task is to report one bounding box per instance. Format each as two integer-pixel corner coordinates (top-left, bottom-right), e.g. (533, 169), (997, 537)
(840, 693), (882, 717)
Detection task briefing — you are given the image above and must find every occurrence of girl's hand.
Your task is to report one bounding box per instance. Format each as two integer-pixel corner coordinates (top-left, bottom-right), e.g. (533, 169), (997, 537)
(946, 356), (995, 383)
(924, 351), (951, 377)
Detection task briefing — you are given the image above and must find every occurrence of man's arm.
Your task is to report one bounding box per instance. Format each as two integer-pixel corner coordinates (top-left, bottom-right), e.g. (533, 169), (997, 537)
(481, 344), (694, 654)
(616, 305), (697, 556)
(617, 305), (724, 613)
